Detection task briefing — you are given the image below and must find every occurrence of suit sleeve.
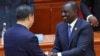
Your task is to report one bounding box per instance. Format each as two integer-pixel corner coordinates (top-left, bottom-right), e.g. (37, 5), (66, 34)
(27, 36), (46, 56)
(61, 24), (94, 56)
(52, 26), (62, 53)
(80, 0), (93, 19)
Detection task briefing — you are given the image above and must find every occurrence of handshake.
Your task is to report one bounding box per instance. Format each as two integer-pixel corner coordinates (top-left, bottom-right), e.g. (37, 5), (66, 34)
(45, 51), (57, 56)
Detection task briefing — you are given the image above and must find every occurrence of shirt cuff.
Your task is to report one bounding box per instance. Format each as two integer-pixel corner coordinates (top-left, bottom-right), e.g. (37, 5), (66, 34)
(86, 14), (93, 22)
(44, 51), (48, 55)
(57, 52), (62, 56)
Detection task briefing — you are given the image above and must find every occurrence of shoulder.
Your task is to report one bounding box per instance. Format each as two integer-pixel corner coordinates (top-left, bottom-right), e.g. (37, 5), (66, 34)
(80, 19), (90, 26)
(77, 19), (92, 29)
(5, 25), (36, 39)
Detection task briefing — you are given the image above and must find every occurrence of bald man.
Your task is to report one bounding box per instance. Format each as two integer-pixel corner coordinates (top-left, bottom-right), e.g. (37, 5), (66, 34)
(49, 1), (95, 56)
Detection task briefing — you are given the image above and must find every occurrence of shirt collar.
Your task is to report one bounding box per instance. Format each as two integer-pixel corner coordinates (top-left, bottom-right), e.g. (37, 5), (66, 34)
(68, 18), (78, 31)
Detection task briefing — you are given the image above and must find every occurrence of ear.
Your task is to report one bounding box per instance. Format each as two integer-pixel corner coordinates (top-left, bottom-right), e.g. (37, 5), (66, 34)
(28, 14), (34, 22)
(28, 14), (32, 21)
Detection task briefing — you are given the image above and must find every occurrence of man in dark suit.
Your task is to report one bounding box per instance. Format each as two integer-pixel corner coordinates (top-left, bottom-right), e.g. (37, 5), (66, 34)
(0, 0), (34, 37)
(80, 0), (100, 31)
(48, 1), (95, 56)
(4, 5), (46, 56)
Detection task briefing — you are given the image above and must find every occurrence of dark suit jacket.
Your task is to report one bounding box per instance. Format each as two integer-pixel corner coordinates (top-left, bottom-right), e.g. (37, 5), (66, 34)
(80, 0), (100, 31)
(4, 24), (46, 56)
(0, 0), (34, 37)
(52, 18), (95, 56)
(80, 0), (100, 20)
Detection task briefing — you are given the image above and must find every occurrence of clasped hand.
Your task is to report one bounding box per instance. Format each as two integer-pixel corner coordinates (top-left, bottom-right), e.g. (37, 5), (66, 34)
(45, 51), (57, 56)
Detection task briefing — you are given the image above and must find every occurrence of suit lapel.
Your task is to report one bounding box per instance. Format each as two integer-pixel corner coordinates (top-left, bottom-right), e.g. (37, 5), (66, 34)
(68, 18), (81, 47)
(62, 22), (69, 49)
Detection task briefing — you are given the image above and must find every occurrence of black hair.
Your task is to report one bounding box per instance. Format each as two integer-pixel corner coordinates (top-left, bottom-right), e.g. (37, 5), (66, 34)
(16, 5), (34, 20)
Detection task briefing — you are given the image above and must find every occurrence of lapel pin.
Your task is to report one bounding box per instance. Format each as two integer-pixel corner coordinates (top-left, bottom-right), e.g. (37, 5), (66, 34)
(74, 27), (77, 31)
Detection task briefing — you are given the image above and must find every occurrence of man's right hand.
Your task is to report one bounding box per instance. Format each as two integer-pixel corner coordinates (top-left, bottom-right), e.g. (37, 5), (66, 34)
(88, 15), (99, 27)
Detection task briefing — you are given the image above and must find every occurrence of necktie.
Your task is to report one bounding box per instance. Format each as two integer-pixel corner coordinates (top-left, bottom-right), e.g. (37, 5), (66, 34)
(68, 25), (71, 40)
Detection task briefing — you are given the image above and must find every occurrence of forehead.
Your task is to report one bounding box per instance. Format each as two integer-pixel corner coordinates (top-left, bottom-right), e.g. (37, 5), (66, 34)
(62, 3), (72, 11)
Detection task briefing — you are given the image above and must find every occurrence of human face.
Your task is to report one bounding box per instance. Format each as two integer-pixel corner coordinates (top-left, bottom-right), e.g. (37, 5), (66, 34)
(62, 4), (77, 24)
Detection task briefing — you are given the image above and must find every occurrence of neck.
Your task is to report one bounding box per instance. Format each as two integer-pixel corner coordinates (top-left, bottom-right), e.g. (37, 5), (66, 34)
(68, 17), (77, 24)
(17, 21), (29, 29)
